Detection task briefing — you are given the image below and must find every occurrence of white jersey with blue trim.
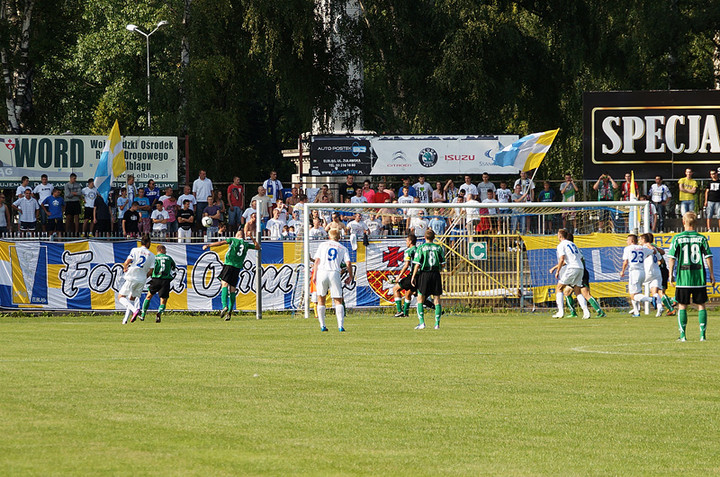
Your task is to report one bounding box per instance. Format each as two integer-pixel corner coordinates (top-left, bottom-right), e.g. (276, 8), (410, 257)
(556, 239), (584, 269)
(622, 244), (645, 271)
(314, 240), (350, 272)
(643, 246), (662, 279)
(124, 246), (156, 283)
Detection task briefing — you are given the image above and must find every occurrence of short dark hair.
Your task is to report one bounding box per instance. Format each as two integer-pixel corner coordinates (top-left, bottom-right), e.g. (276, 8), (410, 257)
(183, 199), (190, 205)
(41, 174), (48, 179)
(70, 173), (77, 178)
(21, 175), (28, 182)
(407, 233), (417, 245)
(141, 234), (151, 247)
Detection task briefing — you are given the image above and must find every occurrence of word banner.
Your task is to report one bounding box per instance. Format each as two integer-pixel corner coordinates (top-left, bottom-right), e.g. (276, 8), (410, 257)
(0, 135), (178, 188)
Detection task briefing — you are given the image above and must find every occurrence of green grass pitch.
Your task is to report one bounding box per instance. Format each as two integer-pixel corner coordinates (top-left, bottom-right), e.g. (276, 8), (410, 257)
(1, 310), (719, 475)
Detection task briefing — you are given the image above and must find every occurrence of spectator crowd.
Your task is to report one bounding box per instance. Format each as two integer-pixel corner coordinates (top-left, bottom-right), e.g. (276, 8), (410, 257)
(2, 166), (719, 240)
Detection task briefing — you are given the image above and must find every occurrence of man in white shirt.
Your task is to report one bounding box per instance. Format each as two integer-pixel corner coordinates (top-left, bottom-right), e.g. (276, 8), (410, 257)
(178, 185), (197, 212)
(287, 210), (303, 235)
(151, 202), (170, 236)
(347, 213), (369, 239)
(263, 170), (283, 202)
(33, 174), (54, 232)
(409, 210), (429, 237)
(549, 228), (585, 318)
(192, 169), (213, 226)
(649, 175), (671, 232)
(118, 235), (156, 324)
(265, 207), (286, 240)
(620, 234), (646, 317)
(16, 176), (31, 199)
(459, 175), (478, 200)
(12, 188), (40, 231)
(82, 178), (98, 236)
(412, 175), (433, 203)
(514, 170), (535, 201)
(313, 229), (353, 332)
(464, 196), (481, 232)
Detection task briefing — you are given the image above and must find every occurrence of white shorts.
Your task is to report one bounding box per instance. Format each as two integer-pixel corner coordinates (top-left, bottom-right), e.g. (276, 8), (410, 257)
(627, 269), (645, 294)
(316, 270), (343, 299)
(644, 273), (662, 290)
(119, 279), (145, 298)
(178, 228), (192, 243)
(559, 267), (583, 288)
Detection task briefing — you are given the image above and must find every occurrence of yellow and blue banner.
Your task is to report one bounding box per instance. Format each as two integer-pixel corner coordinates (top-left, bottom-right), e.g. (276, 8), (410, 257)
(0, 239), (408, 311)
(494, 129), (559, 172)
(94, 120), (126, 201)
(524, 233), (720, 303)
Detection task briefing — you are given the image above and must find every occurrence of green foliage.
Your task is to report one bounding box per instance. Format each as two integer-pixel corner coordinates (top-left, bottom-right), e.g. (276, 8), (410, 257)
(8, 0), (720, 180)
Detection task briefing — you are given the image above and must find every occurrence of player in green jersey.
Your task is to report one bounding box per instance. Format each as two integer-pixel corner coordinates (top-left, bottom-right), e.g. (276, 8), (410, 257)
(666, 212), (715, 341)
(203, 230), (260, 320)
(411, 229), (445, 329)
(140, 244), (177, 323)
(391, 234), (436, 317)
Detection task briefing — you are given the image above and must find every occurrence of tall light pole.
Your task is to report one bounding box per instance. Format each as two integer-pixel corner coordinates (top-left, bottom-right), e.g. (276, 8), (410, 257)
(126, 21), (168, 129)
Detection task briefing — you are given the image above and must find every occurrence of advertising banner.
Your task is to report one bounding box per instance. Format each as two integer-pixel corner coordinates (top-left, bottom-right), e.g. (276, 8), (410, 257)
(309, 135), (520, 176)
(0, 238), (411, 312)
(523, 233), (720, 303)
(583, 90), (720, 179)
(0, 135), (178, 188)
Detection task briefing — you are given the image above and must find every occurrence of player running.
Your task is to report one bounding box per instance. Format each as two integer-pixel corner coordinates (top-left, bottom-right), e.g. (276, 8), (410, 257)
(140, 244), (177, 323)
(119, 234), (156, 324)
(411, 229), (445, 330)
(312, 229), (353, 332)
(203, 230), (259, 321)
(619, 234), (646, 317)
(562, 233), (606, 319)
(549, 229), (584, 319)
(633, 233), (675, 317)
(392, 234), (435, 317)
(665, 212), (715, 341)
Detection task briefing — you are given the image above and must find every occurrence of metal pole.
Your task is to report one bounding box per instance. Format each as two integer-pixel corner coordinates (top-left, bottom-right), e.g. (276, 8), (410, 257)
(256, 227), (262, 319)
(146, 35), (151, 129)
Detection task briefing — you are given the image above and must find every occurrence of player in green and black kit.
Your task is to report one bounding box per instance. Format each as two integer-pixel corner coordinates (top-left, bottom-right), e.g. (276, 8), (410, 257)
(140, 244), (177, 323)
(203, 230), (259, 320)
(666, 212), (715, 341)
(411, 229), (446, 330)
(391, 233), (436, 317)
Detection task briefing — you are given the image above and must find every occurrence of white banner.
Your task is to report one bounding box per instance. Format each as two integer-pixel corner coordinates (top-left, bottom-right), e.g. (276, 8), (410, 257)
(369, 135), (519, 175)
(0, 135), (178, 188)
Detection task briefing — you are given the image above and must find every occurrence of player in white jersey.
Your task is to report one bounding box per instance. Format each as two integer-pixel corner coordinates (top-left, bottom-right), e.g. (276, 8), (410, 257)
(549, 229), (584, 318)
(633, 232), (676, 317)
(119, 234), (156, 324)
(312, 229), (353, 332)
(619, 234), (646, 316)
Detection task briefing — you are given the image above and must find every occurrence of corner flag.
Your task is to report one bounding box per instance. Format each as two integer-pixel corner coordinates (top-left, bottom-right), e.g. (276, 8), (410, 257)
(94, 120), (126, 201)
(494, 129), (559, 172)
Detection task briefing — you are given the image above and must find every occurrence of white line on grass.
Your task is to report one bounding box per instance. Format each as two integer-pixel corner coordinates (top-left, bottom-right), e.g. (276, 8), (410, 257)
(571, 341), (719, 357)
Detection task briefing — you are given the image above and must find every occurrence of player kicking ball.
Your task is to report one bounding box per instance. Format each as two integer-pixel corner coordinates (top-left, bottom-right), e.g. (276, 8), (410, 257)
(411, 229), (445, 329)
(392, 233), (435, 317)
(620, 234), (646, 317)
(313, 229), (353, 332)
(119, 234), (156, 324)
(204, 230), (259, 321)
(140, 244), (177, 323)
(549, 229), (584, 318)
(665, 212), (715, 341)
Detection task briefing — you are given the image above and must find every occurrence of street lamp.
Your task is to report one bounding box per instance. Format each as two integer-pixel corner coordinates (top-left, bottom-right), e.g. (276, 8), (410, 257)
(126, 20), (168, 129)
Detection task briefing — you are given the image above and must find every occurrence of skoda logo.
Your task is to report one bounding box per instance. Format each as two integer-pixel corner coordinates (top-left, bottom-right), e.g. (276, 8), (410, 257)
(418, 147), (438, 168)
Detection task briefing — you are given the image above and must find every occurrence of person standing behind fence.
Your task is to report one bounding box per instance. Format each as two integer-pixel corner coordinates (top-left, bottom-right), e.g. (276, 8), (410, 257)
(33, 174), (54, 232)
(64, 173), (82, 235)
(135, 187), (152, 234)
(459, 176), (478, 200)
(705, 168), (720, 230)
(41, 187), (64, 236)
(0, 194), (11, 233)
(193, 170), (213, 227)
(122, 202), (140, 238)
(162, 189), (179, 236)
(16, 175), (31, 199)
(477, 173), (496, 203)
(13, 189), (39, 232)
(338, 175), (356, 203)
(649, 175), (671, 232)
(593, 173), (618, 232)
(263, 170), (283, 203)
(178, 185), (196, 214)
(126, 174), (137, 204)
(621, 172), (639, 201)
(678, 168), (698, 215)
(93, 193), (112, 235)
(560, 173), (578, 232)
(413, 175), (433, 204)
(227, 176), (245, 233)
(116, 188), (130, 224)
(82, 178), (98, 237)
(177, 200), (194, 242)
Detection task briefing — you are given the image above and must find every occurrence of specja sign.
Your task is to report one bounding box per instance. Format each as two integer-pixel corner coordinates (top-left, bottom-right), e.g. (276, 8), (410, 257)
(583, 90), (720, 179)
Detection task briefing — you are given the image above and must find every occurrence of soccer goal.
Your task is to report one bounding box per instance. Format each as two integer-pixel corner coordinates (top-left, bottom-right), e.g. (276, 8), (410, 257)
(299, 200), (651, 318)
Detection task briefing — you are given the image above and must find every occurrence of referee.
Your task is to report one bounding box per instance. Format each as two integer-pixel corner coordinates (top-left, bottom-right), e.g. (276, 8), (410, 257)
(140, 244), (177, 323)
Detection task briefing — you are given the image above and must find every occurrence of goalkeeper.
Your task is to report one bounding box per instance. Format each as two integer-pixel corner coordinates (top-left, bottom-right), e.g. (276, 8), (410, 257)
(391, 233), (435, 317)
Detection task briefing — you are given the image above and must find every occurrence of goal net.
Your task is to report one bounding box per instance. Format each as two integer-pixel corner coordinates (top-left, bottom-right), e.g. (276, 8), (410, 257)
(298, 200), (651, 317)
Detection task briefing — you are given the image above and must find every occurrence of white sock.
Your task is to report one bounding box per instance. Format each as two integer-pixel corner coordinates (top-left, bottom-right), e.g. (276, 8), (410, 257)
(317, 305), (326, 328)
(556, 293), (564, 313)
(577, 295), (590, 314)
(632, 300), (640, 313)
(119, 296), (137, 314)
(634, 293), (652, 303)
(123, 307), (131, 323)
(335, 304), (345, 329)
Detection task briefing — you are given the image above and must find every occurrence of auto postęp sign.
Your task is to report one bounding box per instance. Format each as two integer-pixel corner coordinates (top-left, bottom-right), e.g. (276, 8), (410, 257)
(584, 90), (720, 179)
(0, 135), (178, 187)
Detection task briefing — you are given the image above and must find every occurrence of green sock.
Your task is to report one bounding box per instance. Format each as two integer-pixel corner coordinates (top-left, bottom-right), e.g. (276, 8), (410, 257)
(395, 299), (402, 313)
(565, 296), (575, 312)
(403, 300), (410, 315)
(230, 291), (236, 311)
(588, 297), (601, 312)
(158, 304), (166, 316)
(417, 302), (424, 325)
(678, 309), (688, 334)
(661, 295), (673, 310)
(699, 309), (707, 337)
(142, 299), (151, 314)
(435, 304), (441, 325)
(221, 287), (228, 309)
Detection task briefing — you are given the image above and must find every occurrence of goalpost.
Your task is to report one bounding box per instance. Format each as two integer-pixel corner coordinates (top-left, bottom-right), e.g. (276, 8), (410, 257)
(300, 200), (651, 319)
